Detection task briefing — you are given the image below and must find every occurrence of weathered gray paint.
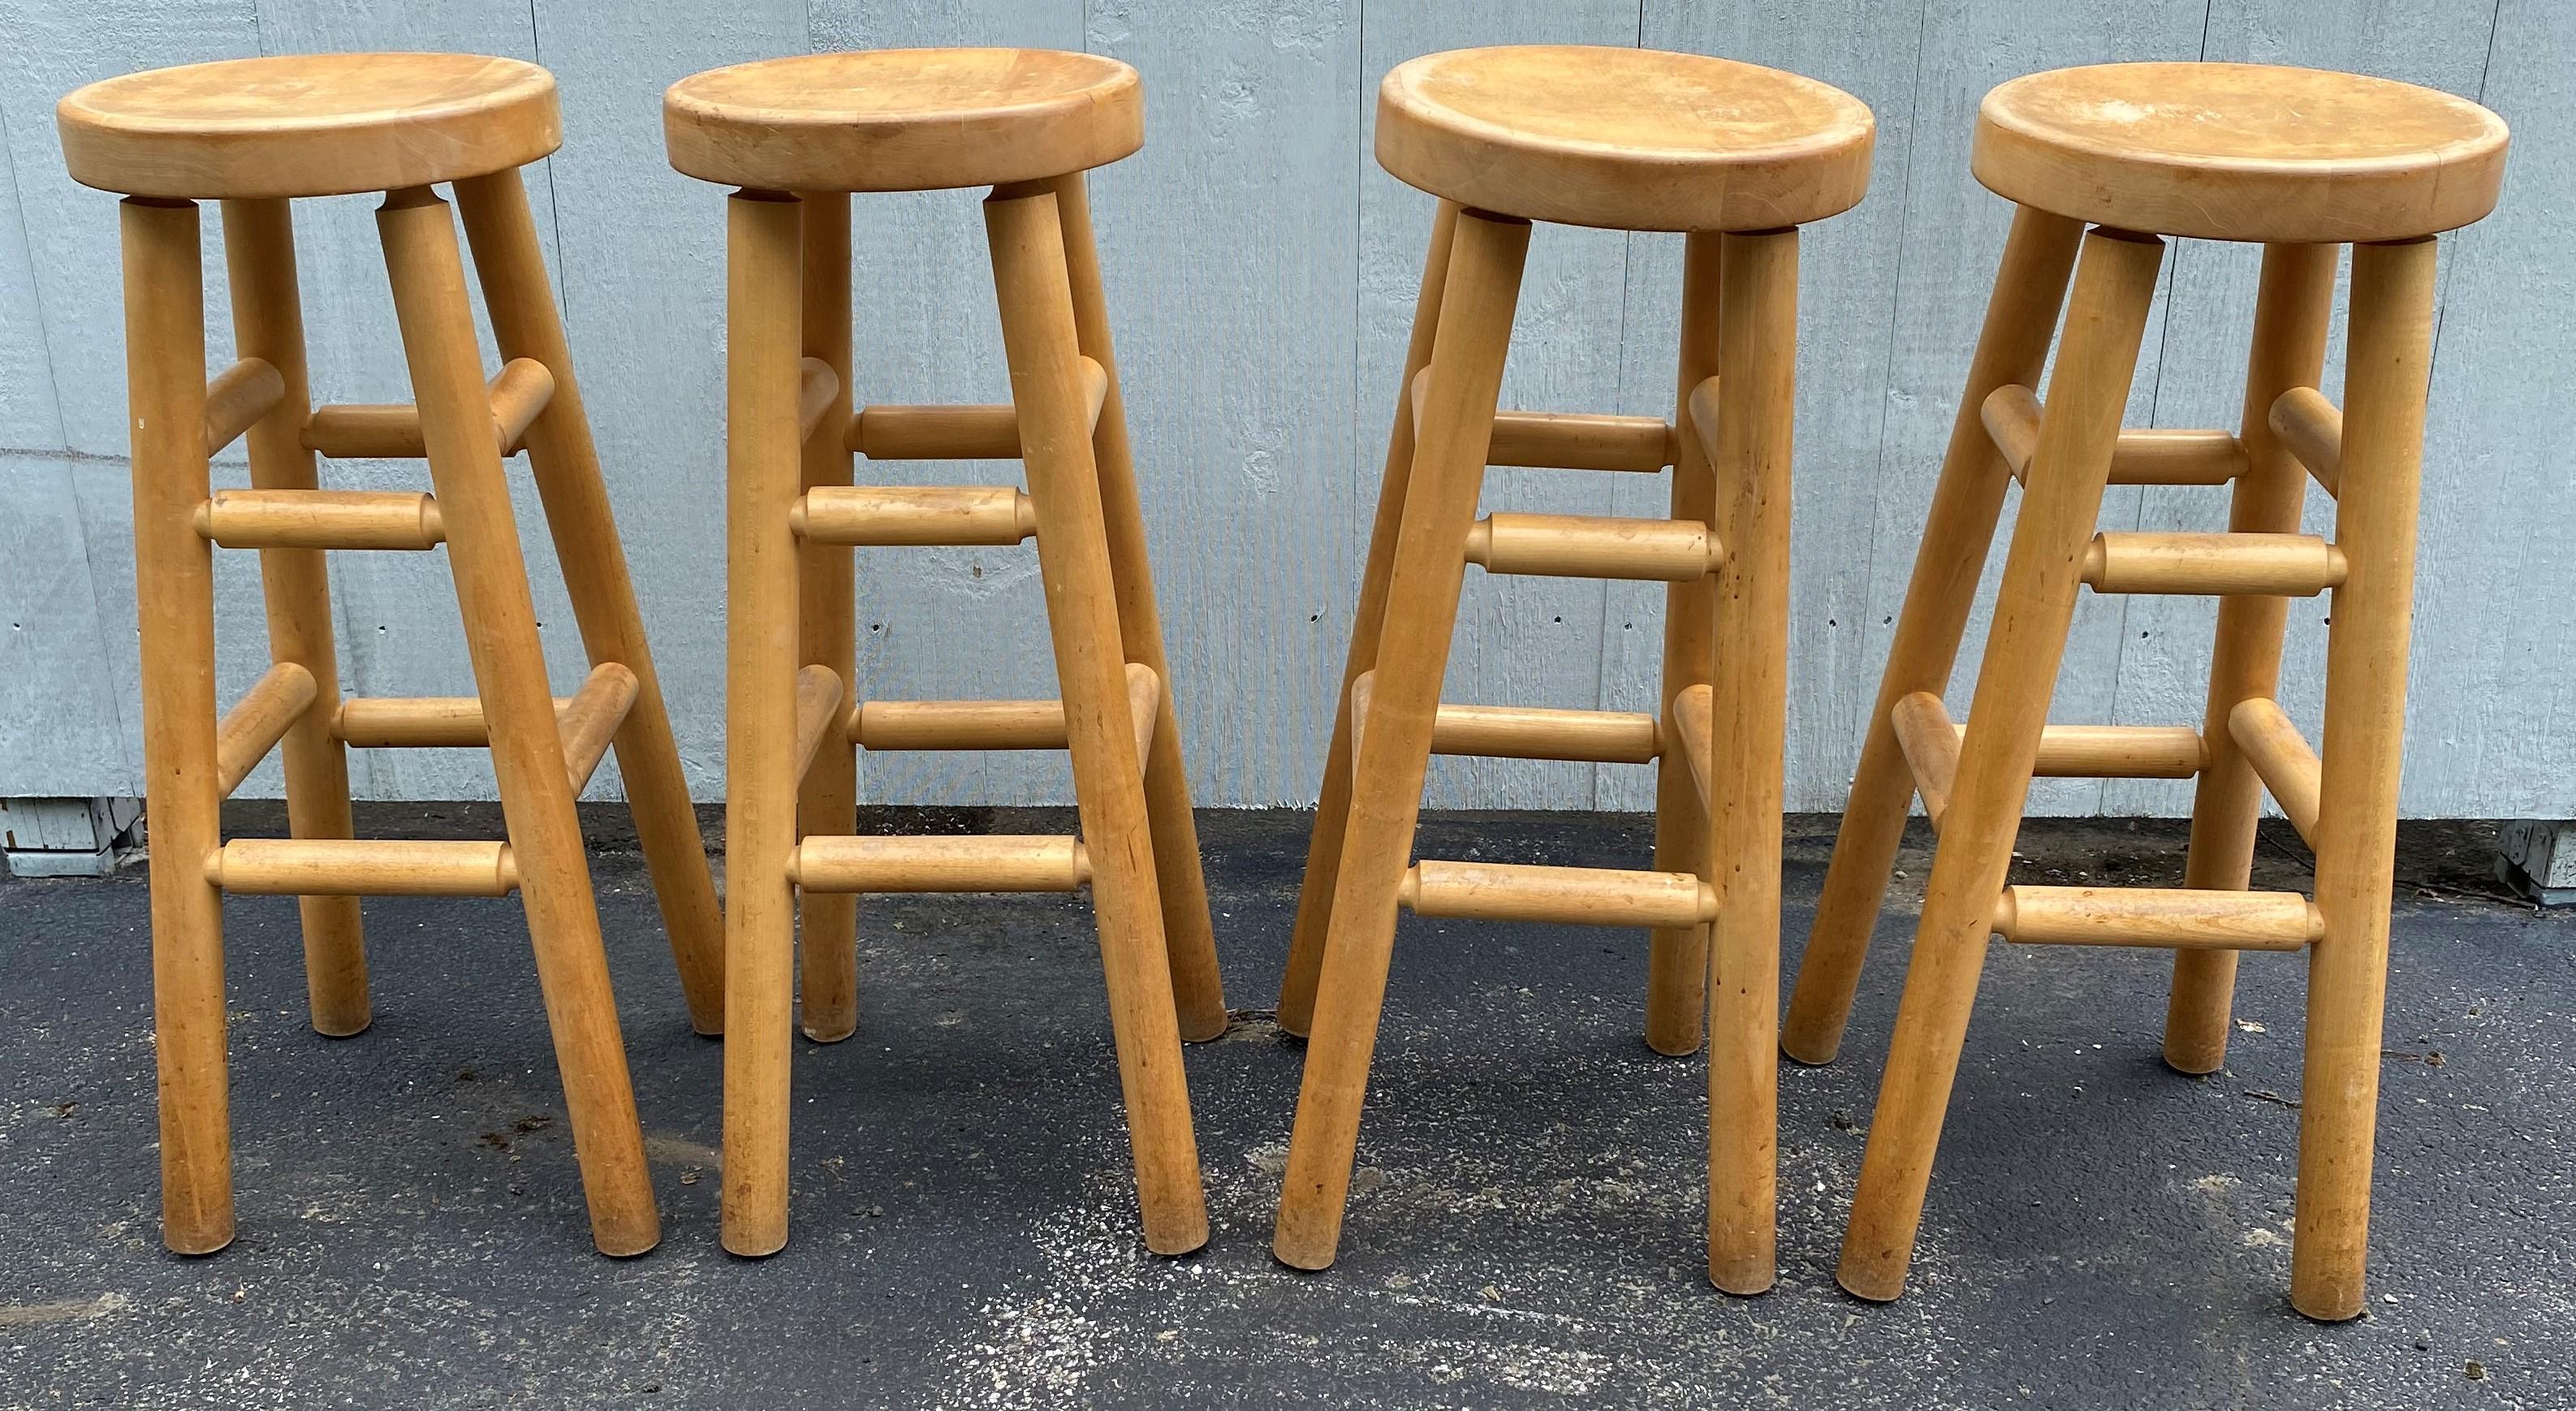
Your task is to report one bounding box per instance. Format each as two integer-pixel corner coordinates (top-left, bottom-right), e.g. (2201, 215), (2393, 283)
(0, 0), (2558, 816)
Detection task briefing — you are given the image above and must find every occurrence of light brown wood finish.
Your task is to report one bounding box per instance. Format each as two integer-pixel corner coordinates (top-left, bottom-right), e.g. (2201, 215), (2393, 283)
(1274, 209), (1530, 1271)
(1376, 46), (1874, 232)
(1782, 206), (2084, 1065)
(378, 185), (657, 1258)
(1704, 227), (1798, 1294)
(454, 169), (727, 1037)
(198, 489), (445, 550)
(666, 50), (1141, 195)
(1982, 384), (2248, 487)
(220, 196), (369, 1038)
(2229, 697), (2323, 844)
(986, 185), (1207, 1254)
(1046, 174), (1228, 1043)
(1974, 63), (2507, 244)
(213, 662), (317, 797)
(1890, 692), (1961, 831)
(2272, 385), (2345, 496)
(211, 838), (520, 897)
(796, 189), (861, 1046)
(1991, 886), (2321, 951)
(334, 693), (577, 748)
(2163, 242), (2339, 1075)
(1403, 861), (1715, 930)
(60, 54), (559, 200)
(559, 663), (642, 794)
(123, 196), (233, 1254)
(796, 485), (1036, 546)
(1466, 511), (1722, 581)
(1839, 227), (2166, 1302)
(2293, 235), (2439, 1322)
(791, 835), (1091, 893)
(718, 187), (805, 1258)
(201, 357), (283, 455)
(1279, 200), (1461, 1038)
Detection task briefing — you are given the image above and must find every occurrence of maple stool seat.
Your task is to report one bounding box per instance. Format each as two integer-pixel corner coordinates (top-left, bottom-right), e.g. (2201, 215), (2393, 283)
(1779, 63), (2508, 1320)
(1271, 45), (1874, 1293)
(58, 53), (725, 1257)
(664, 48), (1225, 1259)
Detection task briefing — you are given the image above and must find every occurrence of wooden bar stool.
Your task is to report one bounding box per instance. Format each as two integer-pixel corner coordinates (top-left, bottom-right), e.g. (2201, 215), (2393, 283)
(663, 48), (1226, 1258)
(58, 54), (727, 1256)
(1779, 63), (2509, 1319)
(1271, 46), (1873, 1289)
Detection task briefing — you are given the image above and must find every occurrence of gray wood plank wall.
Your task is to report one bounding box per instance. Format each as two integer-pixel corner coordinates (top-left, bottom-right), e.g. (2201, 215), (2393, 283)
(0, 0), (2561, 817)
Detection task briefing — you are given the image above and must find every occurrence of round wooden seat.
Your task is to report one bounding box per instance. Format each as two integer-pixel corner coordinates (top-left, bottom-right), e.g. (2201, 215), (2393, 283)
(57, 54), (558, 201)
(1974, 63), (2509, 244)
(1374, 45), (1875, 233)
(663, 49), (1141, 193)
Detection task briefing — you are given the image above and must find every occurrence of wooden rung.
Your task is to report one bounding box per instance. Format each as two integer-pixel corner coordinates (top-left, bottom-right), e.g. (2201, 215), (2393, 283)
(334, 693), (576, 748)
(845, 356), (1107, 459)
(787, 835), (1091, 893)
(2270, 385), (2342, 497)
(207, 838), (519, 896)
(1465, 511), (1722, 582)
(558, 662), (639, 792)
(1891, 691), (1960, 831)
(203, 357), (283, 456)
(1400, 859), (1716, 930)
(792, 664), (846, 780)
(1950, 719), (2207, 779)
(792, 485), (1037, 546)
(1345, 671), (1662, 767)
(1687, 374), (1723, 470)
(2082, 531), (2347, 597)
(196, 489), (445, 550)
(304, 360), (555, 460)
(797, 356), (840, 444)
(1124, 662), (1161, 763)
(1408, 369), (1677, 472)
(1991, 885), (2322, 951)
(214, 661), (317, 796)
(1982, 384), (2247, 486)
(851, 697), (1065, 751)
(2230, 697), (2322, 845)
(1670, 683), (1713, 807)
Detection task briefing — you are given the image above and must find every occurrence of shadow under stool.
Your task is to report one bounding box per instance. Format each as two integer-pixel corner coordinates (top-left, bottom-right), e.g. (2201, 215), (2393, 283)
(662, 47), (1228, 1259)
(1270, 45), (1875, 1292)
(57, 53), (727, 1256)
(1775, 61), (2509, 1320)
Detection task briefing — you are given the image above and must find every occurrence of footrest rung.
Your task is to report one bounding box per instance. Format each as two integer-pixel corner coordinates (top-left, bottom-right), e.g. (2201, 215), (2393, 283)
(1891, 692), (1961, 830)
(1345, 671), (1663, 769)
(849, 663), (1159, 761)
(302, 357), (555, 460)
(1991, 885), (2320, 951)
(214, 662), (317, 797)
(2082, 531), (2346, 598)
(792, 485), (1037, 546)
(1400, 859), (1715, 930)
(787, 835), (1091, 893)
(335, 693), (576, 748)
(2269, 386), (2342, 497)
(207, 839), (518, 896)
(203, 357), (284, 457)
(558, 664), (640, 792)
(1465, 511), (1722, 582)
(1982, 384), (2247, 486)
(1408, 369), (1676, 472)
(197, 490), (445, 551)
(844, 357), (1107, 460)
(2229, 697), (2322, 844)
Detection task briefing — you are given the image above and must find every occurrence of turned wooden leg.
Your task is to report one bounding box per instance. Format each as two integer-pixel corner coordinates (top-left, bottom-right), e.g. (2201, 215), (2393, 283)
(1705, 227), (1797, 1294)
(125, 196), (233, 1255)
(1642, 232), (1724, 1059)
(455, 170), (727, 1037)
(1049, 173), (1227, 1043)
(219, 196), (369, 1039)
(794, 189), (861, 1044)
(986, 183), (1207, 1255)
(1279, 201), (1460, 1038)
(1839, 227), (2165, 1301)
(718, 188), (806, 1258)
(2162, 242), (2339, 1074)
(1272, 209), (1530, 1271)
(1781, 206), (2083, 1065)
(2291, 235), (2436, 1323)
(380, 186), (658, 1257)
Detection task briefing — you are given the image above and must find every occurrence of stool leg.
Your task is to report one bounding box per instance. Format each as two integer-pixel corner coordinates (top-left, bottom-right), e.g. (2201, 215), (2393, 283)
(1279, 201), (1460, 1038)
(124, 197), (232, 1254)
(716, 188), (806, 1258)
(220, 197), (369, 1039)
(794, 190), (861, 1044)
(1642, 233), (1724, 1059)
(1782, 206), (2083, 1065)
(1706, 227), (1799, 1294)
(379, 187), (658, 1257)
(1274, 209), (1530, 1271)
(1839, 227), (2165, 1301)
(2163, 242), (2339, 1074)
(986, 183), (1208, 1254)
(2292, 235), (2436, 1323)
(1049, 174), (1227, 1042)
(455, 170), (727, 1037)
